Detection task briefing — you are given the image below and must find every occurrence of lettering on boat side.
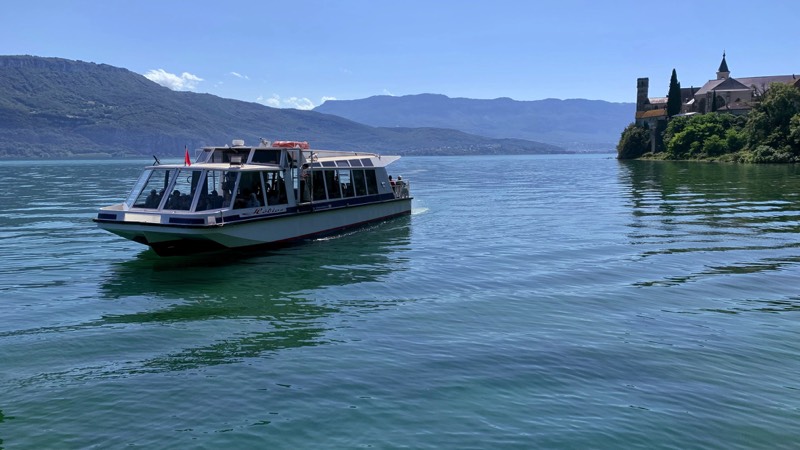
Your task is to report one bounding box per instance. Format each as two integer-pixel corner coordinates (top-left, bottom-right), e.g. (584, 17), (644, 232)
(253, 206), (287, 215)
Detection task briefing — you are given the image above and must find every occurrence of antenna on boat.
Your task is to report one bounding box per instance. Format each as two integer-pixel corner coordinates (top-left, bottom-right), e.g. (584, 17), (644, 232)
(152, 155), (161, 166)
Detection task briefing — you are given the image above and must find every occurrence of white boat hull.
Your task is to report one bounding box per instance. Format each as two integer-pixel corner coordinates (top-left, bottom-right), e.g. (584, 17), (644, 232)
(97, 199), (411, 255)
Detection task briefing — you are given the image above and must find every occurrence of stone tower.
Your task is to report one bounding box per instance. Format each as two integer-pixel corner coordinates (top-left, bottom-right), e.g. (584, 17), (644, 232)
(636, 77), (649, 111)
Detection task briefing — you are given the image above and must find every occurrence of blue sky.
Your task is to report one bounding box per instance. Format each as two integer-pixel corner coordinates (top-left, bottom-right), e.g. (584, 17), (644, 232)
(3, 0), (800, 109)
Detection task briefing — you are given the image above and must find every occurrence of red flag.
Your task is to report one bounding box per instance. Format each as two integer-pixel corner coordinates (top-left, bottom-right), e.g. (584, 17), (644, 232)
(184, 146), (191, 166)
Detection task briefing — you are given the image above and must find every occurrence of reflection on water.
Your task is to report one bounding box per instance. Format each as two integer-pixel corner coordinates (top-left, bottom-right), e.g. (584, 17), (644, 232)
(4, 217), (411, 383)
(101, 217), (412, 300)
(0, 409), (6, 450)
(621, 160), (800, 235)
(618, 160), (800, 290)
(100, 218), (411, 372)
(701, 296), (800, 315)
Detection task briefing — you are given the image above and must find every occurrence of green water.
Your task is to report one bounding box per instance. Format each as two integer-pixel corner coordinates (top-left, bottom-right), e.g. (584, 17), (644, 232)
(1, 155), (800, 448)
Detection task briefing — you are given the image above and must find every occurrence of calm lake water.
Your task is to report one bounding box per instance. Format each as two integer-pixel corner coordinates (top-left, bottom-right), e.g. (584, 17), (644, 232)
(2, 154), (800, 449)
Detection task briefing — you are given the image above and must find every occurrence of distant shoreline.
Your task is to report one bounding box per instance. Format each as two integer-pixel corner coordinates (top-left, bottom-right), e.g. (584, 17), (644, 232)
(0, 150), (619, 163)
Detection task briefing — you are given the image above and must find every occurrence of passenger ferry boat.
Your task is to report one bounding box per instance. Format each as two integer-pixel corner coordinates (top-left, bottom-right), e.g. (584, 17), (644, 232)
(94, 139), (412, 255)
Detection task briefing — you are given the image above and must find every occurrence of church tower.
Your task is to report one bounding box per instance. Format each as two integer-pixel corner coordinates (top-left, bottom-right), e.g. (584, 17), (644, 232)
(716, 52), (730, 80)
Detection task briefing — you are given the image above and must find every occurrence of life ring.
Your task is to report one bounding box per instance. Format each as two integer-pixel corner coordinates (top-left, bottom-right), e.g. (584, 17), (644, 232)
(272, 141), (309, 149)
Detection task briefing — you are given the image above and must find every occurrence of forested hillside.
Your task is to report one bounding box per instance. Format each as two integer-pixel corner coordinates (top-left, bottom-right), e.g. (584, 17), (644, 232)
(0, 56), (563, 158)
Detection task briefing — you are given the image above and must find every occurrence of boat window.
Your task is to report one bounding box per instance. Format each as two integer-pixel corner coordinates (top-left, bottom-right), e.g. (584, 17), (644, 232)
(233, 171), (265, 209)
(365, 170), (378, 195)
(130, 168), (177, 209)
(209, 149), (248, 164)
(295, 166), (312, 203)
(325, 170), (341, 199)
(196, 170), (236, 211)
(164, 169), (199, 211)
(209, 149), (227, 163)
(350, 159), (363, 167)
(126, 169), (154, 208)
(251, 149), (281, 164)
(353, 169), (367, 196)
(312, 170), (326, 201)
(263, 171), (288, 206)
(338, 169), (354, 198)
(321, 161), (335, 168)
(361, 158), (374, 167)
(336, 160), (350, 167)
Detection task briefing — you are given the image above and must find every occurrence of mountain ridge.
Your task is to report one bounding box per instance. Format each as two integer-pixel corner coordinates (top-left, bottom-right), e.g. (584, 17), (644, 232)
(315, 93), (634, 150)
(0, 55), (563, 158)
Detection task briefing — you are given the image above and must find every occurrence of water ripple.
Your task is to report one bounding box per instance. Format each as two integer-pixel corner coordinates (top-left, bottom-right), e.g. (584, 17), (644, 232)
(3, 157), (800, 448)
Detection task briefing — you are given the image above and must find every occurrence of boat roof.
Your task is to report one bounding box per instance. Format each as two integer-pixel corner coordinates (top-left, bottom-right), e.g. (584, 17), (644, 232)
(150, 140), (400, 170)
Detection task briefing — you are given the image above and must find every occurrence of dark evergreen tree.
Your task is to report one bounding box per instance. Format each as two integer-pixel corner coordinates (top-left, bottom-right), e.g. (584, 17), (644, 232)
(667, 68), (682, 117)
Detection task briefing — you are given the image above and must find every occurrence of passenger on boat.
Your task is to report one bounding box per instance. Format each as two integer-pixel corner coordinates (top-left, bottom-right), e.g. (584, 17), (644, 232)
(180, 193), (192, 210)
(389, 175), (396, 186)
(396, 176), (409, 198)
(275, 177), (288, 204)
(209, 190), (223, 209)
(223, 172), (236, 201)
(166, 190), (182, 209)
(266, 188), (278, 206)
(300, 164), (311, 202)
(144, 189), (160, 208)
(247, 193), (261, 208)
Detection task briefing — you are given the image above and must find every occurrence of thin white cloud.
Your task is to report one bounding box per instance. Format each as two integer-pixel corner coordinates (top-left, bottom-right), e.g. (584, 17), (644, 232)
(143, 69), (203, 91)
(285, 97), (315, 110)
(257, 94), (328, 110)
(229, 71), (249, 80)
(382, 89), (395, 96)
(256, 94), (282, 108)
(320, 96), (337, 104)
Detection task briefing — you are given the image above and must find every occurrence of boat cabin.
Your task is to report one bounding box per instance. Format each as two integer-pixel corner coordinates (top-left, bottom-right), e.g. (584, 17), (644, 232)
(116, 139), (408, 222)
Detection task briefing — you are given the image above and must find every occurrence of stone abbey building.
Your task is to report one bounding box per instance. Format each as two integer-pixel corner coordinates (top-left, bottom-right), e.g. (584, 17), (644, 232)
(635, 53), (800, 128)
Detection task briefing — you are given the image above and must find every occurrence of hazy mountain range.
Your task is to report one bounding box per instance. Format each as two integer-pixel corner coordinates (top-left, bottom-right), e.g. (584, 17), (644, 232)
(0, 55), (631, 158)
(315, 94), (634, 150)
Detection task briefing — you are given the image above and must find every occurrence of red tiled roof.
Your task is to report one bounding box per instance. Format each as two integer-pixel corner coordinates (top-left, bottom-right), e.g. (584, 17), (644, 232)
(636, 109), (667, 119)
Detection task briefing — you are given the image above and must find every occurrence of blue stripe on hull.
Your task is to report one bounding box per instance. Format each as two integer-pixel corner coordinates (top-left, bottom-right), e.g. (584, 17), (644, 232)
(147, 209), (410, 256)
(94, 197), (410, 229)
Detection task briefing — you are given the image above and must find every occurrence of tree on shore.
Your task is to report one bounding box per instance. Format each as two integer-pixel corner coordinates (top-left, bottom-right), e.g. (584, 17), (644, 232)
(667, 69), (682, 118)
(662, 113), (745, 159)
(617, 123), (650, 159)
(745, 82), (800, 155)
